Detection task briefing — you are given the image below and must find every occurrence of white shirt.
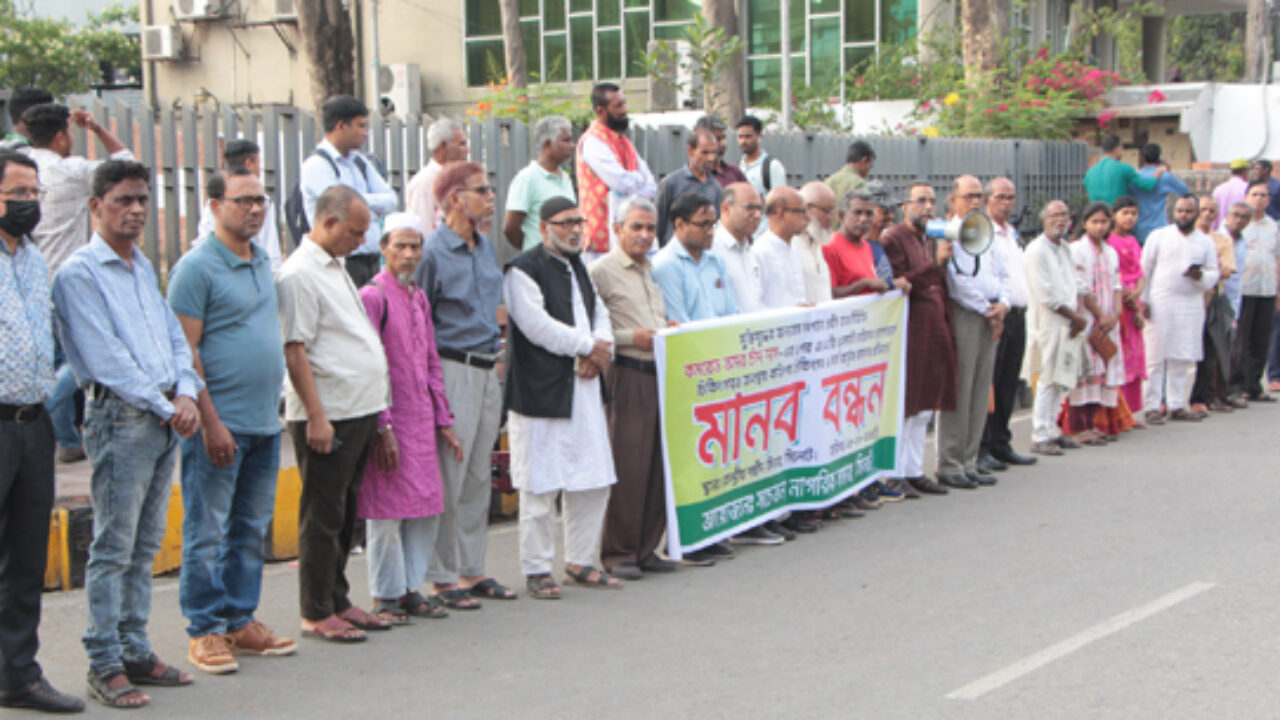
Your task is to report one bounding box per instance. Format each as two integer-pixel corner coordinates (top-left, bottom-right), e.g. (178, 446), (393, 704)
(405, 158), (445, 234)
(991, 219), (1029, 308)
(790, 227), (833, 304)
(580, 134), (657, 250)
(712, 223), (762, 313)
(28, 146), (135, 275)
(946, 223), (1012, 315)
(1142, 225), (1220, 362)
(194, 198), (283, 271)
(276, 237), (390, 422)
(1239, 215), (1280, 297)
(751, 229), (806, 308)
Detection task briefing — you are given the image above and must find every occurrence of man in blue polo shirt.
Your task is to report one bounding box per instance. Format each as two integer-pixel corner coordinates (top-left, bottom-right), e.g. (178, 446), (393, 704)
(168, 168), (295, 675)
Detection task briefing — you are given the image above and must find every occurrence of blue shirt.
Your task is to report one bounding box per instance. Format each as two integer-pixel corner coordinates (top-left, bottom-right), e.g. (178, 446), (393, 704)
(0, 236), (54, 404)
(651, 240), (737, 323)
(413, 223), (504, 354)
(300, 139), (398, 257)
(1133, 166), (1190, 244)
(167, 236), (285, 435)
(1267, 178), (1280, 221)
(52, 234), (202, 420)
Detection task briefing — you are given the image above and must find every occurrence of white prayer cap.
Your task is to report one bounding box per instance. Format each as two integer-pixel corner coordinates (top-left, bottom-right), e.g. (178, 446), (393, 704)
(381, 212), (424, 241)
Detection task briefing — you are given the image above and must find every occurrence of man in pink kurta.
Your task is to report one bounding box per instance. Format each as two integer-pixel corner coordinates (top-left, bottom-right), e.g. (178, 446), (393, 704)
(358, 213), (462, 623)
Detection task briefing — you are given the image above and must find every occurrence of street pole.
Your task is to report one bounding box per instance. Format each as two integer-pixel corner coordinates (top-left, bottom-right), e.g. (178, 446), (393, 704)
(371, 0), (382, 112)
(780, 0), (791, 130)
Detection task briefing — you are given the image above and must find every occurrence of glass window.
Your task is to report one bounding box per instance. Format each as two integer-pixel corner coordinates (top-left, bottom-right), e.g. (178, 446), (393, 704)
(843, 45), (874, 92)
(545, 33), (568, 80)
(811, 0), (839, 14)
(748, 57), (779, 105)
(598, 0), (620, 26)
(466, 40), (506, 85)
(544, 0), (565, 31)
(844, 0), (873, 42)
(519, 0), (539, 17)
(624, 0), (647, 7)
(790, 0), (804, 51)
(570, 16), (595, 80)
(624, 11), (651, 76)
(466, 0), (503, 36)
(654, 0), (698, 22)
(599, 29), (622, 77)
(749, 0), (779, 55)
(654, 23), (692, 40)
(570, 0), (591, 12)
(790, 54), (805, 91)
(522, 20), (542, 79)
(810, 17), (840, 89)
(880, 0), (916, 44)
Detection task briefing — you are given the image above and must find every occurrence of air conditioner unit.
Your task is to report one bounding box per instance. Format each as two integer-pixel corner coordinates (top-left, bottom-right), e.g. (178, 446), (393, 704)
(674, 41), (703, 110)
(272, 0), (298, 22)
(141, 25), (183, 61)
(173, 0), (224, 20)
(377, 63), (422, 118)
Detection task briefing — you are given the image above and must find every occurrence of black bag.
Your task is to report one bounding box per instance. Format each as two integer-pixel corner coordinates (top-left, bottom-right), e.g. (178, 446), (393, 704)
(283, 148), (369, 249)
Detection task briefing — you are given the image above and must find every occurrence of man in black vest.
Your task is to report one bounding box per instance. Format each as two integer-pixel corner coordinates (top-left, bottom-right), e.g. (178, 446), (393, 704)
(503, 197), (620, 600)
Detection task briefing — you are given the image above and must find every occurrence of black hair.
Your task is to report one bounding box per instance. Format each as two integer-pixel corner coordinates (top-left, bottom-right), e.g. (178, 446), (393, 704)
(22, 103), (70, 147)
(91, 160), (151, 199)
(694, 115), (726, 132)
(687, 127), (715, 150)
(671, 191), (714, 224)
(1257, 159), (1273, 173)
(591, 82), (621, 110)
(1141, 143), (1161, 164)
(1248, 178), (1271, 193)
(0, 151), (37, 181)
(736, 115), (763, 133)
(1101, 135), (1123, 153)
(847, 140), (875, 164)
(321, 95), (369, 132)
(9, 87), (54, 125)
(1112, 195), (1138, 212)
(223, 138), (260, 169)
(206, 167), (255, 200)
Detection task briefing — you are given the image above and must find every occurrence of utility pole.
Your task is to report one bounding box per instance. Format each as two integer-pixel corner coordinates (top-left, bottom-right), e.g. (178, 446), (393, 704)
(780, 0), (791, 130)
(1245, 0), (1270, 82)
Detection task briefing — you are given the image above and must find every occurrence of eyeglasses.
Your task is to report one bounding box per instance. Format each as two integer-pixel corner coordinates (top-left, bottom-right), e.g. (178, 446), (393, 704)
(460, 185), (495, 195)
(957, 192), (984, 201)
(224, 194), (269, 209)
(991, 194), (1016, 201)
(739, 203), (764, 213)
(687, 220), (717, 230)
(0, 187), (45, 202)
(781, 206), (806, 215)
(546, 217), (586, 228)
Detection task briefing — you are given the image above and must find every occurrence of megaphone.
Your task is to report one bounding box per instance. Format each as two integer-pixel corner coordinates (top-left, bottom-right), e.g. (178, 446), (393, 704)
(925, 210), (994, 256)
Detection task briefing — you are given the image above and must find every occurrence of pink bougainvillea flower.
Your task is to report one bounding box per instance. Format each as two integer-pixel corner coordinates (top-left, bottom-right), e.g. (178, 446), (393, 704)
(997, 103), (1009, 112)
(984, 107), (995, 115)
(1098, 111), (1116, 128)
(1148, 89), (1166, 103)
(1035, 46), (1049, 61)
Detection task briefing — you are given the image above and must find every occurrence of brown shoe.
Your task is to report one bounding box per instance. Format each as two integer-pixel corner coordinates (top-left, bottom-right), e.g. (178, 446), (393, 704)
(907, 476), (949, 495)
(227, 621), (297, 656)
(188, 634), (238, 674)
(889, 477), (921, 499)
(56, 446), (86, 464)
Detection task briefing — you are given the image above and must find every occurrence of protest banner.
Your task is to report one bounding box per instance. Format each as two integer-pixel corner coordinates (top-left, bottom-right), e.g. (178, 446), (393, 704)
(654, 293), (908, 558)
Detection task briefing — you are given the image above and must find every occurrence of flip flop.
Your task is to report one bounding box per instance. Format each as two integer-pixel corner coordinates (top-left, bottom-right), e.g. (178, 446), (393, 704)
(466, 578), (518, 600)
(431, 588), (481, 610)
(301, 616), (366, 643)
(339, 606), (392, 631)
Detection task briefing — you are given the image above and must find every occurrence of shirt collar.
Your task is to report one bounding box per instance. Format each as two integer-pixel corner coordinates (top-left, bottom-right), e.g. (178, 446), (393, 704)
(713, 224), (748, 253)
(669, 239), (703, 265)
(608, 246), (648, 270)
(208, 234), (265, 268)
(319, 138), (351, 161)
(298, 236), (343, 267)
(435, 222), (488, 253)
(529, 160), (564, 179)
(87, 233), (141, 266)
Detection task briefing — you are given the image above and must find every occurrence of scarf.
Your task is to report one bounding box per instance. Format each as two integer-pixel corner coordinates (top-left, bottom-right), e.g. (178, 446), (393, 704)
(576, 120), (639, 254)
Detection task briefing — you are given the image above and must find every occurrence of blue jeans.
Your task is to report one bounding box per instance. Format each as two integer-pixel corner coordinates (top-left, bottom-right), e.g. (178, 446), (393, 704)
(80, 395), (178, 677)
(45, 345), (81, 451)
(178, 430), (280, 638)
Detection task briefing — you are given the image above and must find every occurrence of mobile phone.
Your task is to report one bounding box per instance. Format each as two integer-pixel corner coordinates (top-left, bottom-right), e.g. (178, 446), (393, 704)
(329, 436), (343, 451)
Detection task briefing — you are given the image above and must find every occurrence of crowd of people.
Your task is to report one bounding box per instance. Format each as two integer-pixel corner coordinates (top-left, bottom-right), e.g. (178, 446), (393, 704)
(1, 80), (1277, 714)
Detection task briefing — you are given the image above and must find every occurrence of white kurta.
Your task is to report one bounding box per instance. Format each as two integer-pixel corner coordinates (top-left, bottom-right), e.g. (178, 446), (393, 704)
(1141, 225), (1220, 363)
(504, 255), (618, 494)
(1022, 234), (1087, 389)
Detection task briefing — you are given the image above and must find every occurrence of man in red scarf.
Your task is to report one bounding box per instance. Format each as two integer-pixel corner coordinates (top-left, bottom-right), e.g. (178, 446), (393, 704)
(576, 83), (657, 264)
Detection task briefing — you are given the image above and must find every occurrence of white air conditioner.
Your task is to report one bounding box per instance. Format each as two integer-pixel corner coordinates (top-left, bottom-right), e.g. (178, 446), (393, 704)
(377, 63), (421, 118)
(141, 25), (183, 61)
(272, 0), (298, 22)
(674, 41), (703, 110)
(173, 0), (224, 20)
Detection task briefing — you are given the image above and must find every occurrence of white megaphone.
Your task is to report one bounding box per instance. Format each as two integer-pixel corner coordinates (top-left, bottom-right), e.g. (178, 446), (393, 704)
(924, 210), (994, 267)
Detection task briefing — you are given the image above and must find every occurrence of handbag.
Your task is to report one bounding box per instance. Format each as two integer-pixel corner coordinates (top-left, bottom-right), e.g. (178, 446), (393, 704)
(1087, 326), (1117, 362)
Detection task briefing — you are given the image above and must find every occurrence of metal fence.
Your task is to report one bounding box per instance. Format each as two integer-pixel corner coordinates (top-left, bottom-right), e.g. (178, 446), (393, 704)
(57, 100), (1089, 272)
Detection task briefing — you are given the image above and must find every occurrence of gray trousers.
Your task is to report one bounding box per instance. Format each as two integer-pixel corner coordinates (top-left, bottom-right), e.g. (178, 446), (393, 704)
(367, 516), (439, 600)
(937, 305), (997, 475)
(427, 359), (502, 585)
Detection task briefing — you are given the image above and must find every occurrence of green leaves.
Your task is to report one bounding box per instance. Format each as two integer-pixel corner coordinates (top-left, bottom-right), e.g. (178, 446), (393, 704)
(0, 1), (140, 96)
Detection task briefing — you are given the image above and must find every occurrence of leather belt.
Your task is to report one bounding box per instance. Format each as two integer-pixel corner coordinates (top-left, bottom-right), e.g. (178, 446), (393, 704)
(614, 355), (657, 375)
(0, 403), (45, 423)
(438, 348), (499, 369)
(89, 382), (175, 403)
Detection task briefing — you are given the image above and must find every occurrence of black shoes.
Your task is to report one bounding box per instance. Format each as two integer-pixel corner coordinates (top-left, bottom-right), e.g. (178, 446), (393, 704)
(0, 677), (85, 714)
(966, 470), (997, 486)
(937, 472), (977, 490)
(977, 453), (1008, 473)
(991, 447), (1038, 466)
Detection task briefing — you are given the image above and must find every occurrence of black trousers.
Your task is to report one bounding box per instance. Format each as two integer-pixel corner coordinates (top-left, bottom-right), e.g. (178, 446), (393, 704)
(1192, 329), (1228, 405)
(981, 306), (1026, 456)
(289, 414), (378, 621)
(344, 254), (381, 290)
(1231, 295), (1275, 397)
(0, 409), (54, 691)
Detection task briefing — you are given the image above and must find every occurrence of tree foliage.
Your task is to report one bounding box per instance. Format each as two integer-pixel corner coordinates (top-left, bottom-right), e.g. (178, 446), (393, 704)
(1167, 13), (1244, 82)
(0, 1), (140, 96)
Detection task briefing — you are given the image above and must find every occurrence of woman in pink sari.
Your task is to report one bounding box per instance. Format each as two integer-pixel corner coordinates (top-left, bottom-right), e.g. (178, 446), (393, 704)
(1107, 196), (1147, 422)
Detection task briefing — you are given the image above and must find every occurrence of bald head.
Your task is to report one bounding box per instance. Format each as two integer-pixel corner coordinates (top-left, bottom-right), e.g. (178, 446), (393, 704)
(950, 174), (984, 218)
(721, 181), (763, 240)
(985, 176), (1016, 224)
(800, 181), (834, 206)
(766, 186), (805, 239)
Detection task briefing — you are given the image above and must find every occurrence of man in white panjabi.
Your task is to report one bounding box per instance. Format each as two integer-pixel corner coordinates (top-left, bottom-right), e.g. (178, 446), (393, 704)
(1022, 200), (1089, 455)
(1141, 195), (1221, 423)
(502, 197), (620, 600)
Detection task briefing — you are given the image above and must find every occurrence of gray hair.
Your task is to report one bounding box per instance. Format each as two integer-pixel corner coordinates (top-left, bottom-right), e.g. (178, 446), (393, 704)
(840, 187), (874, 213)
(1039, 199), (1068, 222)
(985, 176), (1014, 195)
(532, 116), (572, 154)
(616, 196), (657, 223)
(315, 185), (367, 223)
(427, 117), (464, 154)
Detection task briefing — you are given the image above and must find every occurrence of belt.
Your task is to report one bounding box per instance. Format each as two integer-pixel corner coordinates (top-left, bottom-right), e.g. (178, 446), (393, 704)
(438, 348), (499, 369)
(89, 382), (175, 403)
(0, 403), (46, 423)
(614, 355), (657, 375)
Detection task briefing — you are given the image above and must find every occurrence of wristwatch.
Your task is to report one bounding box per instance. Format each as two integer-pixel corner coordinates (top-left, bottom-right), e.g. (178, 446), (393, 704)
(377, 423), (393, 435)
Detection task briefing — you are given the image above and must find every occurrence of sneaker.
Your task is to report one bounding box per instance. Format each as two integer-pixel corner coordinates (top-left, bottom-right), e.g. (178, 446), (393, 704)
(873, 480), (904, 502)
(730, 526), (784, 546)
(227, 621), (297, 656)
(859, 487), (882, 506)
(764, 520), (797, 541)
(189, 634), (239, 674)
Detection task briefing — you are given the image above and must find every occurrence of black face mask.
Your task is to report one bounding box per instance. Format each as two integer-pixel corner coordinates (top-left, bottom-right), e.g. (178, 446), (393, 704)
(0, 199), (40, 239)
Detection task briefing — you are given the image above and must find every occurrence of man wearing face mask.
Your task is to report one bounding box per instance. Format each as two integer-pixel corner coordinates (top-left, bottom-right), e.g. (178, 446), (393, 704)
(505, 197), (619, 599)
(0, 151), (85, 714)
(577, 83), (657, 260)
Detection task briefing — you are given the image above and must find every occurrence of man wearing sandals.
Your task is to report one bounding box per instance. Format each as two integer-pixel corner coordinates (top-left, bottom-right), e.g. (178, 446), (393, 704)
(505, 197), (621, 598)
(53, 160), (202, 707)
(168, 169), (296, 674)
(277, 186), (392, 642)
(357, 213), (464, 624)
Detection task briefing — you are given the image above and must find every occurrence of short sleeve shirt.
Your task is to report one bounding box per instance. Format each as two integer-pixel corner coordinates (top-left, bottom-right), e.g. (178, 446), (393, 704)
(168, 236), (286, 435)
(822, 232), (877, 292)
(1239, 216), (1280, 297)
(505, 161), (577, 250)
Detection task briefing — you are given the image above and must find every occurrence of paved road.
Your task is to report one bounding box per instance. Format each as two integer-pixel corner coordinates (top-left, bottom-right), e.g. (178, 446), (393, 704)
(31, 405), (1280, 718)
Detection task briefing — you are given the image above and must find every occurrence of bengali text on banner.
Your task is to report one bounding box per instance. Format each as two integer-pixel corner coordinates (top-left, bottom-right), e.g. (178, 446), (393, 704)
(654, 293), (908, 558)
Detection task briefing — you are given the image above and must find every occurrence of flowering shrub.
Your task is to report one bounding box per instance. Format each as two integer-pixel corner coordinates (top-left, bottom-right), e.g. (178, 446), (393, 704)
(465, 75), (594, 127)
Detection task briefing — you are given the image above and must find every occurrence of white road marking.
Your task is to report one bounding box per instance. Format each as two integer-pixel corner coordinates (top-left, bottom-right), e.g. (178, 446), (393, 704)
(945, 581), (1217, 700)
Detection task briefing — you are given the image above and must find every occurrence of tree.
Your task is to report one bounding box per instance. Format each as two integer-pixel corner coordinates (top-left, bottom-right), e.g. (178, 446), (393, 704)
(702, 0), (744, 123)
(960, 0), (1003, 85)
(498, 0), (527, 88)
(0, 1), (140, 96)
(296, 0), (357, 108)
(1166, 13), (1244, 81)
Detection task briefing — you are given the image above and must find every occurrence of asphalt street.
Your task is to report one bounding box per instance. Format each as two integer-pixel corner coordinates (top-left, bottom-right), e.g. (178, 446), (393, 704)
(27, 403), (1280, 719)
